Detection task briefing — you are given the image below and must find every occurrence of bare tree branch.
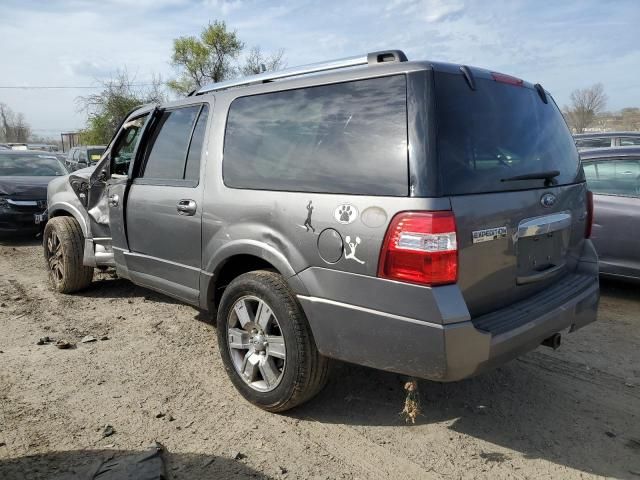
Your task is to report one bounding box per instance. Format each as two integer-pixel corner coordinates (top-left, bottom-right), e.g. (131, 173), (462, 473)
(562, 83), (608, 133)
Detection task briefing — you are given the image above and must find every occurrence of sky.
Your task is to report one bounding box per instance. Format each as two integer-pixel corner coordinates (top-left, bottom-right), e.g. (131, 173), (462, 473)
(1, 0), (639, 139)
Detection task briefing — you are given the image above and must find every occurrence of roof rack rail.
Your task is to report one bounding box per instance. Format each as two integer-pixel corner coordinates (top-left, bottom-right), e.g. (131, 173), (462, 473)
(194, 49), (407, 96)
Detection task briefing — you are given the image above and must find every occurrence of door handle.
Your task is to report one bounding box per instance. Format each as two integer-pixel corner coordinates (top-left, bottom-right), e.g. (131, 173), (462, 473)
(108, 194), (119, 207)
(177, 199), (197, 216)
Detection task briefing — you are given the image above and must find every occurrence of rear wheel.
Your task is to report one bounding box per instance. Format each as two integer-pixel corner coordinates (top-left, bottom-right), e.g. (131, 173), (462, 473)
(43, 217), (94, 293)
(217, 270), (330, 412)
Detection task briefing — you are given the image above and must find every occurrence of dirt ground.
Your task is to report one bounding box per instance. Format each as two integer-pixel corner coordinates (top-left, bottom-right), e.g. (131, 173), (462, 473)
(0, 236), (639, 480)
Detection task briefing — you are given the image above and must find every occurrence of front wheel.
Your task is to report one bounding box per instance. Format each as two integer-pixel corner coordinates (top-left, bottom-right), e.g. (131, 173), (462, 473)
(43, 216), (94, 293)
(217, 270), (330, 412)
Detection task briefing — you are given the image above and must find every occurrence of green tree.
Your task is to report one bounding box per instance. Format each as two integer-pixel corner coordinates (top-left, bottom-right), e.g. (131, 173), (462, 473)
(168, 21), (244, 95)
(78, 71), (165, 145)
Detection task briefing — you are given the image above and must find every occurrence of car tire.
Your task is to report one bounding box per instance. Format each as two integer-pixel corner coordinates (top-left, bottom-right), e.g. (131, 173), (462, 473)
(217, 270), (330, 412)
(43, 216), (94, 293)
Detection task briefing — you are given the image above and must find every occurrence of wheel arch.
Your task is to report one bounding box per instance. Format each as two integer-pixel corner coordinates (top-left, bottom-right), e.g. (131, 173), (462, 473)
(202, 240), (308, 312)
(48, 202), (88, 238)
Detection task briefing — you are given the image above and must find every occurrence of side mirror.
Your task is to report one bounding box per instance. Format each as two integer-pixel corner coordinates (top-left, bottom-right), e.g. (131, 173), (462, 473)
(78, 160), (88, 168)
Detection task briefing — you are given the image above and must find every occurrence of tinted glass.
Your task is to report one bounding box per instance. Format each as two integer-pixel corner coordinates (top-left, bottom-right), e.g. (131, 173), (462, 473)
(575, 137), (612, 148)
(223, 75), (408, 195)
(583, 158), (640, 197)
(143, 106), (199, 180)
(619, 137), (640, 146)
(111, 115), (148, 176)
(435, 72), (581, 195)
(185, 105), (209, 181)
(0, 154), (67, 176)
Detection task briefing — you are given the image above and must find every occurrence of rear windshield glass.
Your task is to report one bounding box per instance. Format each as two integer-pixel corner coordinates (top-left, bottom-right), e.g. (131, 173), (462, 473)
(0, 154), (67, 176)
(87, 148), (105, 163)
(435, 72), (580, 195)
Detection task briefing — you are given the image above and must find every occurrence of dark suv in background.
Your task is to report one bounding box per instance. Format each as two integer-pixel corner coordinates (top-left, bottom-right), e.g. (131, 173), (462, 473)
(65, 145), (106, 172)
(45, 50), (599, 412)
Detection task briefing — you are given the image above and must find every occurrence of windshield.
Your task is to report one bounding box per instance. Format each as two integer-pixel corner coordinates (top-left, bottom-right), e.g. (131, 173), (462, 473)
(87, 148), (105, 163)
(435, 72), (581, 195)
(0, 154), (68, 176)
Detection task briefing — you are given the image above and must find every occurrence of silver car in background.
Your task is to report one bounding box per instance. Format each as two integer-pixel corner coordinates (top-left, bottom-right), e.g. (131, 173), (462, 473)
(581, 146), (640, 280)
(575, 132), (640, 150)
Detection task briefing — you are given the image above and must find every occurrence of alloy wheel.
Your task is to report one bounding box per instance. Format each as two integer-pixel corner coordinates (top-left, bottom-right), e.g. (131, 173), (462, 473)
(45, 230), (64, 284)
(227, 295), (286, 392)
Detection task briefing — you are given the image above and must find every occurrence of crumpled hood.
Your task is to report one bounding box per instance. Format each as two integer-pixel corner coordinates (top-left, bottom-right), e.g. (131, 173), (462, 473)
(0, 176), (56, 199)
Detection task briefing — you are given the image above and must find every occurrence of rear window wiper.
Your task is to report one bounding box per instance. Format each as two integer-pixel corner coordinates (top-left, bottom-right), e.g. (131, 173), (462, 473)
(501, 170), (560, 185)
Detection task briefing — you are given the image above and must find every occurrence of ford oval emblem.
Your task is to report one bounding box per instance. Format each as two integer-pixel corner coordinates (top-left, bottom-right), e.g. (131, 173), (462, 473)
(540, 193), (556, 208)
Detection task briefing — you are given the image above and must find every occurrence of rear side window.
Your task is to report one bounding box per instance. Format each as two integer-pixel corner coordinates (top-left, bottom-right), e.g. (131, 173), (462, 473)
(619, 137), (640, 146)
(223, 75), (408, 196)
(576, 138), (612, 148)
(583, 158), (640, 197)
(435, 72), (581, 195)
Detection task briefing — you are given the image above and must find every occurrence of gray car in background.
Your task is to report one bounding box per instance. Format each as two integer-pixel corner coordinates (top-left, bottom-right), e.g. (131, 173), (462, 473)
(44, 50), (599, 412)
(581, 146), (640, 280)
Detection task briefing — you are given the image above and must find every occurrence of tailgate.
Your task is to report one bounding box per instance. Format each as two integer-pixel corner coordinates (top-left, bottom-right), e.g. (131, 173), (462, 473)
(451, 183), (589, 317)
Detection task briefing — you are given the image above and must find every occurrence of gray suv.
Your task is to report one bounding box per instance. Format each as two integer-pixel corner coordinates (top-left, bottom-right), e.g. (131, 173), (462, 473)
(44, 50), (599, 412)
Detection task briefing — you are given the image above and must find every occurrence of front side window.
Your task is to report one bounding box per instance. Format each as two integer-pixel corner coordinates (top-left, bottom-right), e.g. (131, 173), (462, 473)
(223, 75), (408, 196)
(111, 115), (148, 176)
(141, 105), (208, 181)
(583, 157), (640, 197)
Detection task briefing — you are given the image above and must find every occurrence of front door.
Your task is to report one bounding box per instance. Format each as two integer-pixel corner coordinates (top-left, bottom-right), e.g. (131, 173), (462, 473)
(124, 103), (210, 304)
(105, 114), (150, 262)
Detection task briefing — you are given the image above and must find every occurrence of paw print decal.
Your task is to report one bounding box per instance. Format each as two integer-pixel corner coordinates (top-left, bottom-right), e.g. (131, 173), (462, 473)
(334, 204), (358, 225)
(339, 205), (352, 223)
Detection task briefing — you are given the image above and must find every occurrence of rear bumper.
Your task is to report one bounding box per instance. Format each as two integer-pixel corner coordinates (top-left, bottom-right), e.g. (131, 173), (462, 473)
(295, 242), (599, 382)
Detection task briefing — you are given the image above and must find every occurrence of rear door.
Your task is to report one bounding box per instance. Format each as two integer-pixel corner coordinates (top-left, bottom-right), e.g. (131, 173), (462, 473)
(433, 70), (586, 317)
(124, 103), (210, 304)
(584, 157), (640, 276)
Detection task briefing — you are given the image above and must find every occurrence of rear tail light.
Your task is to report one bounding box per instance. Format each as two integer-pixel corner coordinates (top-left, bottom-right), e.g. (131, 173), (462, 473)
(491, 72), (523, 86)
(585, 190), (594, 239)
(378, 211), (458, 286)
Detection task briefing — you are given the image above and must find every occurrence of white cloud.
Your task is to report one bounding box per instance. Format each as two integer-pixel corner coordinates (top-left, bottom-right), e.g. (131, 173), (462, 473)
(385, 0), (465, 23)
(0, 0), (638, 137)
